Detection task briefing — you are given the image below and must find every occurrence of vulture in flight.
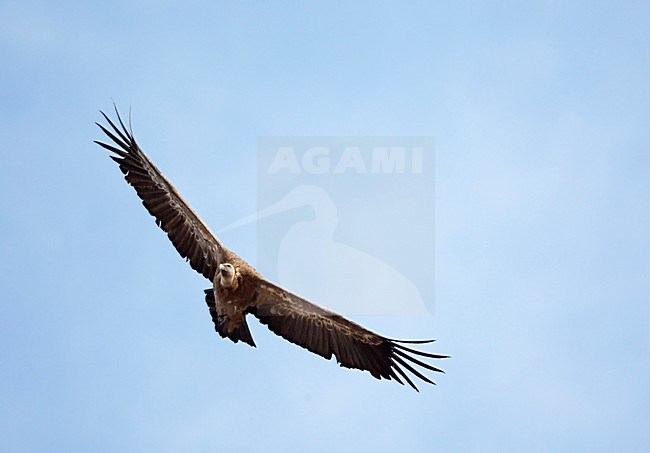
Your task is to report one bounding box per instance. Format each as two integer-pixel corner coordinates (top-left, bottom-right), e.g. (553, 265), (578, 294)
(95, 107), (447, 391)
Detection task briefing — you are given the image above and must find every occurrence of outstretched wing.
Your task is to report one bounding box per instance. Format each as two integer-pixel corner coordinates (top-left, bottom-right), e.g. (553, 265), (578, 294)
(249, 278), (448, 391)
(95, 107), (224, 280)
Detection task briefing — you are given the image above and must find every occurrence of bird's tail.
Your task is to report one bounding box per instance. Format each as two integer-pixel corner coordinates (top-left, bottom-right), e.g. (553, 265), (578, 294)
(204, 289), (256, 347)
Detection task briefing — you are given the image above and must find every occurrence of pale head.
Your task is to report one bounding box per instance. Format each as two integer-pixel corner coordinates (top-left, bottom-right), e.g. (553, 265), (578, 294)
(219, 263), (237, 288)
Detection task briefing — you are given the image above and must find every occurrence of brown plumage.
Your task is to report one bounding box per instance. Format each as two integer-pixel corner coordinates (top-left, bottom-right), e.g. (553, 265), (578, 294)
(95, 107), (448, 391)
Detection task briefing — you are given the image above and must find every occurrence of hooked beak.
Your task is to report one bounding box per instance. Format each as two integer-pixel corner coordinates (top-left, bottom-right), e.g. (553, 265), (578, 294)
(219, 264), (233, 275)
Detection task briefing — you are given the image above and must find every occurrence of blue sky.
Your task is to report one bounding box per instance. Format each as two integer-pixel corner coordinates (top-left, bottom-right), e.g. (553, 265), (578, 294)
(1, 1), (649, 451)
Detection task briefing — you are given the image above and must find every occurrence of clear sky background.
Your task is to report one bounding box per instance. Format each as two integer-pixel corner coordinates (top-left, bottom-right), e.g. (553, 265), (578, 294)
(1, 1), (649, 452)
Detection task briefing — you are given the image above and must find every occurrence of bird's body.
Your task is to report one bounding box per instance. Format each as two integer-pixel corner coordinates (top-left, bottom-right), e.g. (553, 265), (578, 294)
(209, 258), (258, 347)
(95, 107), (447, 391)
